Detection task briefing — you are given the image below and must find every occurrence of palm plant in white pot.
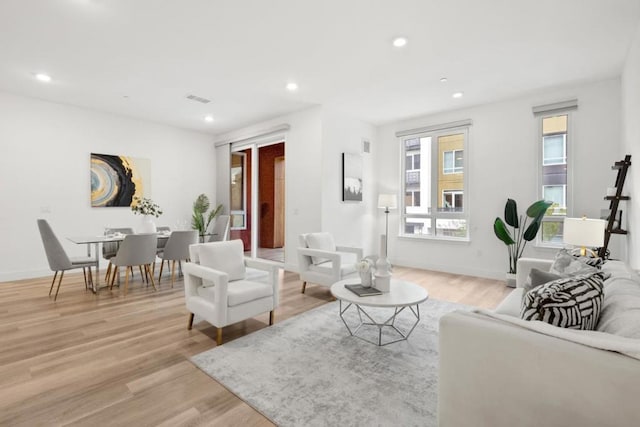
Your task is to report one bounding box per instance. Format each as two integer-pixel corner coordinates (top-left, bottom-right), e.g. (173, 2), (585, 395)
(493, 198), (552, 286)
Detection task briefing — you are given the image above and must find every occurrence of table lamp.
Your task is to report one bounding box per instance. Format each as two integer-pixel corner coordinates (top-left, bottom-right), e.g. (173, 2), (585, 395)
(563, 217), (606, 257)
(378, 194), (397, 258)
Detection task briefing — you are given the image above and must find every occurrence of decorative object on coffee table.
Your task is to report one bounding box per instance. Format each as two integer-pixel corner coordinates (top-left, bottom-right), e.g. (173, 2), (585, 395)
(355, 258), (374, 287)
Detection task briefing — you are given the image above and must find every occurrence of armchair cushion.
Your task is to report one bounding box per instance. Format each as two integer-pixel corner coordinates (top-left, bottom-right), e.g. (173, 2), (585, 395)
(199, 239), (246, 282)
(305, 232), (336, 264)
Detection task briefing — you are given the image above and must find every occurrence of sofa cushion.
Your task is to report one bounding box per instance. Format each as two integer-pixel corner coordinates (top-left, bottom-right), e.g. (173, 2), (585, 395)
(597, 276), (640, 339)
(305, 232), (336, 265)
(521, 272), (604, 330)
(525, 268), (562, 293)
(199, 240), (246, 282)
(549, 249), (599, 276)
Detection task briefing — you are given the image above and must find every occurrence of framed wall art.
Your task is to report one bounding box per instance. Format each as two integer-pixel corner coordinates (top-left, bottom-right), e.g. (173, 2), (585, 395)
(90, 153), (151, 207)
(342, 152), (363, 202)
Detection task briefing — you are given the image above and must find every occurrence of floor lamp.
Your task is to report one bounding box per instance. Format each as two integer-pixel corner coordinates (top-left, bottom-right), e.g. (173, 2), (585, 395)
(378, 194), (398, 258)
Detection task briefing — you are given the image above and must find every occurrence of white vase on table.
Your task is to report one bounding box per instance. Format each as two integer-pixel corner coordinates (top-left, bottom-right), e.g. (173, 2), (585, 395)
(138, 215), (157, 233)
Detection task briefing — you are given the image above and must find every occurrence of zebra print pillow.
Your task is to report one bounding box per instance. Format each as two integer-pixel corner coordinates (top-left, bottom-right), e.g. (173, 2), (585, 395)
(521, 272), (605, 330)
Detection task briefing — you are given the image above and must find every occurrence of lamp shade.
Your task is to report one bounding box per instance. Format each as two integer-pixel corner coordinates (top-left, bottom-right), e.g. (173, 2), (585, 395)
(563, 217), (606, 248)
(378, 194), (397, 209)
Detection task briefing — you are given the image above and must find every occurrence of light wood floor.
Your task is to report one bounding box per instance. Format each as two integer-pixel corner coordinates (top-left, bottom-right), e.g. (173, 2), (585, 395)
(0, 266), (510, 426)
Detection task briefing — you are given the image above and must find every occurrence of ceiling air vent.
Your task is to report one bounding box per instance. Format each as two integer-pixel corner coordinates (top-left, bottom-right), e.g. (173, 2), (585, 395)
(186, 94), (211, 104)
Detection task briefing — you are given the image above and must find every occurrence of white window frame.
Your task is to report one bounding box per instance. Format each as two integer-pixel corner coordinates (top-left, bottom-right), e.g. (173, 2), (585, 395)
(534, 102), (576, 248)
(542, 184), (567, 211)
(399, 125), (470, 241)
(443, 149), (464, 174)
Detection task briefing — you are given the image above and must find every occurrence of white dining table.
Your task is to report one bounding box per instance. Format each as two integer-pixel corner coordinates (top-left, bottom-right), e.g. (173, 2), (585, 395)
(67, 232), (171, 292)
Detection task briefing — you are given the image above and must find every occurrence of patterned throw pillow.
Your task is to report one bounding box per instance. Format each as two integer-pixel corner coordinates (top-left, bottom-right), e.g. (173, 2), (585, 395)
(549, 249), (599, 276)
(521, 272), (605, 330)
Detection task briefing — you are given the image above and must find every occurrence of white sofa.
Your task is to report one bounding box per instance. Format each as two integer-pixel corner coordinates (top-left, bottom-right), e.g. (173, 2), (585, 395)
(438, 258), (640, 427)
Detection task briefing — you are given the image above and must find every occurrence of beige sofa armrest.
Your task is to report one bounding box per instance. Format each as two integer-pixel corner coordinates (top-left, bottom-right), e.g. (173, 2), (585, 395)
(516, 257), (553, 288)
(438, 310), (640, 427)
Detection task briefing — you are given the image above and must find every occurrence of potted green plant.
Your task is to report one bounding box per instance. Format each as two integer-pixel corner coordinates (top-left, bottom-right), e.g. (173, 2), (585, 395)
(131, 196), (163, 233)
(191, 194), (223, 237)
(493, 198), (552, 285)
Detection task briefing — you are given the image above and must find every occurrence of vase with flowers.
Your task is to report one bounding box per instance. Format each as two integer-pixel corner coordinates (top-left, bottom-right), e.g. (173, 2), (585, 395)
(355, 257), (375, 288)
(131, 196), (163, 233)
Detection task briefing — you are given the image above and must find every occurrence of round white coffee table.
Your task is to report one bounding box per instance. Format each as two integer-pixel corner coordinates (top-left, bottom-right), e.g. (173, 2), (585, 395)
(331, 278), (429, 346)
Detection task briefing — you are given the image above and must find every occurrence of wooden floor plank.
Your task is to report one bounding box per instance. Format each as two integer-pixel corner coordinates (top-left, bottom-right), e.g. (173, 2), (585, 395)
(0, 265), (509, 426)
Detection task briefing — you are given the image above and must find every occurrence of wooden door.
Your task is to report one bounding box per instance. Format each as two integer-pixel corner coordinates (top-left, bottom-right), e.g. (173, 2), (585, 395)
(273, 156), (285, 248)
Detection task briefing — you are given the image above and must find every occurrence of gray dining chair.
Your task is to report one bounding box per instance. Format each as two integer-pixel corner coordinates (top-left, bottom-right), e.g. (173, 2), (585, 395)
(37, 219), (97, 301)
(157, 230), (198, 287)
(102, 227), (135, 282)
(208, 215), (230, 242)
(108, 233), (158, 295)
(156, 226), (171, 255)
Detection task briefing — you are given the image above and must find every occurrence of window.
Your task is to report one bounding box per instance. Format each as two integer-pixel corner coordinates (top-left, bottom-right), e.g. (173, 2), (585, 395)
(539, 112), (571, 244)
(443, 150), (464, 174)
(400, 125), (469, 239)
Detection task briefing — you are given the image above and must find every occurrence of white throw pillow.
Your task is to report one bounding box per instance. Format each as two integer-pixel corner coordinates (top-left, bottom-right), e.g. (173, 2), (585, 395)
(305, 232), (336, 265)
(198, 240), (246, 283)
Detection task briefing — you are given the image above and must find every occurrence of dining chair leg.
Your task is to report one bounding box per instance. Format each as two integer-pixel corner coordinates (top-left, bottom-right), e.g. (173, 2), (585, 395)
(146, 265), (157, 291)
(139, 266), (146, 284)
(124, 266), (130, 295)
(82, 268), (87, 289)
(53, 271), (65, 301)
(109, 266), (118, 290)
(301, 281), (307, 293)
(187, 312), (194, 330)
(170, 260), (176, 288)
(87, 267), (93, 289)
(104, 262), (112, 283)
(49, 271), (59, 296)
(158, 259), (165, 283)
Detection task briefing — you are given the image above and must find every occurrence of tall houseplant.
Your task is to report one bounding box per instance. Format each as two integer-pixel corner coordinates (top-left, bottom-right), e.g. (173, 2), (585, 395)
(493, 199), (552, 275)
(191, 194), (223, 236)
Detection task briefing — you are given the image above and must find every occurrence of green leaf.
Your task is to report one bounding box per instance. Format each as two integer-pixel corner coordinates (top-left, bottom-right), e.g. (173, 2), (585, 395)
(494, 218), (515, 245)
(504, 199), (519, 228)
(526, 200), (553, 220)
(523, 218), (542, 241)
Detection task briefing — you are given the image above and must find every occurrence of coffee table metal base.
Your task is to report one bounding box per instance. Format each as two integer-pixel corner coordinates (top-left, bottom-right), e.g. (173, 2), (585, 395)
(338, 299), (421, 346)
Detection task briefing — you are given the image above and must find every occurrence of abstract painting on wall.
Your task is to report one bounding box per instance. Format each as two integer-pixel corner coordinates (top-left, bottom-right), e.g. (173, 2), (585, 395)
(90, 153), (151, 207)
(342, 152), (363, 202)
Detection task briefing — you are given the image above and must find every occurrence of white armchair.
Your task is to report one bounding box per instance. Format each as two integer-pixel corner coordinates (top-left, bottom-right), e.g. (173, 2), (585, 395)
(297, 232), (363, 293)
(184, 240), (280, 345)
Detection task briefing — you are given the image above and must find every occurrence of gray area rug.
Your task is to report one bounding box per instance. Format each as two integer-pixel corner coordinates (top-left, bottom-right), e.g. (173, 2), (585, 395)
(191, 298), (469, 427)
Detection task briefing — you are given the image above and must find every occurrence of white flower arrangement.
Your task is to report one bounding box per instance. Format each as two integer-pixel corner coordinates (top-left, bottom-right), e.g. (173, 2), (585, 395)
(131, 196), (163, 218)
(355, 258), (374, 273)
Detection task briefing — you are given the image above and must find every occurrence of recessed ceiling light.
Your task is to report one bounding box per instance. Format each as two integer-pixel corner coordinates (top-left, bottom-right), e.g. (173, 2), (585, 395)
(392, 37), (408, 47)
(452, 92), (464, 99)
(204, 115), (214, 123)
(286, 82), (298, 91)
(35, 73), (51, 83)
(440, 77), (448, 83)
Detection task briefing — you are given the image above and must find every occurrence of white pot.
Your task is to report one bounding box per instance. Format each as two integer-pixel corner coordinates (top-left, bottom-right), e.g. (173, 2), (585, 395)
(506, 272), (516, 288)
(359, 271), (373, 288)
(138, 215), (157, 233)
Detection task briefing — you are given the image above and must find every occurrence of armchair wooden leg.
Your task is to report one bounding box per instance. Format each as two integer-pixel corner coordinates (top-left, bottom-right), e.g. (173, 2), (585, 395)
(49, 271), (58, 296)
(301, 281), (307, 293)
(269, 310), (275, 325)
(216, 327), (223, 346)
(53, 271), (65, 301)
(187, 312), (194, 330)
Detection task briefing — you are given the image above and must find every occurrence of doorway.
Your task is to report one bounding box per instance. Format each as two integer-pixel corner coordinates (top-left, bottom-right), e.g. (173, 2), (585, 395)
(230, 141), (285, 263)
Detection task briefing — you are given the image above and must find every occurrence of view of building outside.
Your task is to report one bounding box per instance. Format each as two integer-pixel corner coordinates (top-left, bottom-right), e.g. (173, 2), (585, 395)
(540, 114), (568, 243)
(402, 132), (467, 238)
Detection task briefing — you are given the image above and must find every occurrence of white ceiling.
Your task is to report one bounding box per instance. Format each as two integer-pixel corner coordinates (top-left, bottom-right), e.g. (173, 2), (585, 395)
(1, 0), (639, 135)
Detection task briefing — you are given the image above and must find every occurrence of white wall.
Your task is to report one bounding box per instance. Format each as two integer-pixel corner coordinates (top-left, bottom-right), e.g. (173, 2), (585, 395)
(214, 107), (323, 272)
(320, 109), (377, 256)
(376, 78), (622, 279)
(622, 24), (640, 269)
(0, 92), (215, 281)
